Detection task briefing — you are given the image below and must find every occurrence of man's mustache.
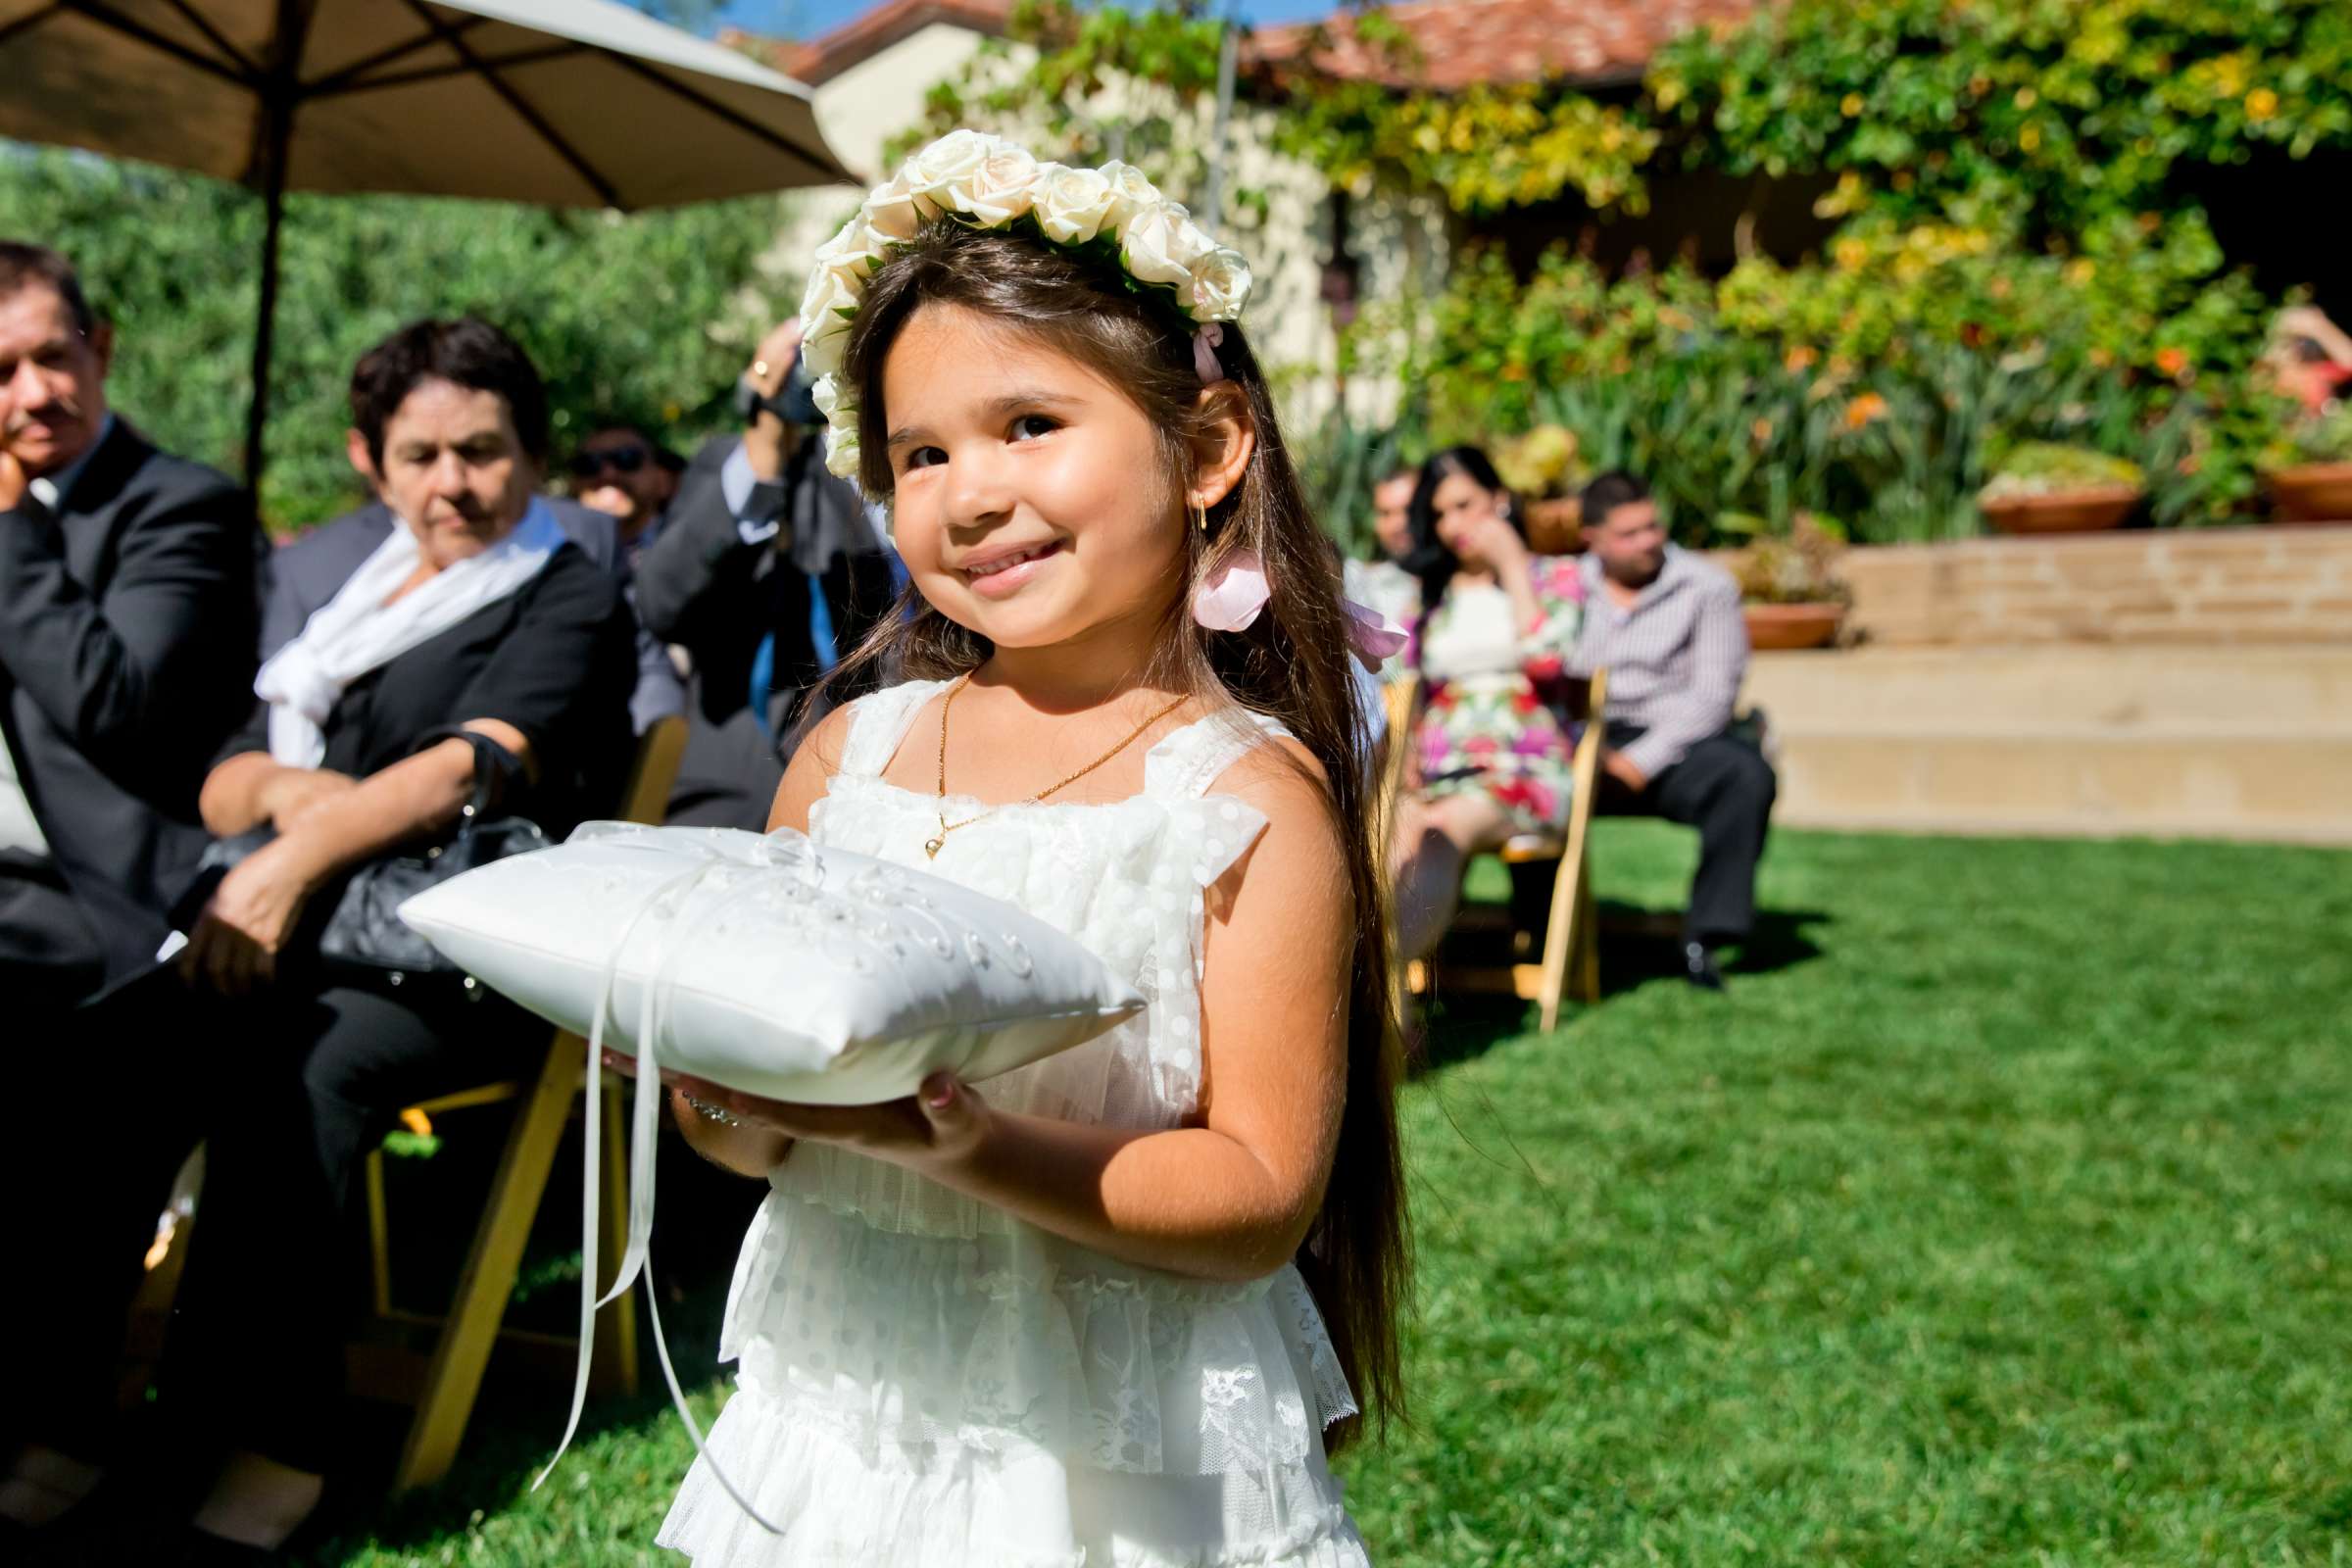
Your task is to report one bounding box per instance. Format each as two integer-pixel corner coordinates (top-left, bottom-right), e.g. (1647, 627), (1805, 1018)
(4, 394), (83, 438)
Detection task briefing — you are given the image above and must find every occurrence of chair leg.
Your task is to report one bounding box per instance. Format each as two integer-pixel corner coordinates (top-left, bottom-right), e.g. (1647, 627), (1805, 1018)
(1570, 870), (1600, 1004)
(393, 1035), (587, 1492)
(590, 1073), (640, 1397)
(365, 1149), (392, 1318)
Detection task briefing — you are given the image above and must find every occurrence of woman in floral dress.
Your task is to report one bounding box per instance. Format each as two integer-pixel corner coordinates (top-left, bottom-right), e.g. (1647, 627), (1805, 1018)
(1391, 446), (1585, 963)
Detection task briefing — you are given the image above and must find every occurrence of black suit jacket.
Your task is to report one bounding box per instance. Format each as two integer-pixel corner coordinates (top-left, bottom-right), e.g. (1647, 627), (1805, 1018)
(270, 498), (683, 730)
(634, 435), (900, 828)
(0, 421), (261, 983)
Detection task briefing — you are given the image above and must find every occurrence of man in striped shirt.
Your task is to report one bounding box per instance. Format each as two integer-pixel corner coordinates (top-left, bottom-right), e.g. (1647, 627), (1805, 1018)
(1571, 472), (1778, 990)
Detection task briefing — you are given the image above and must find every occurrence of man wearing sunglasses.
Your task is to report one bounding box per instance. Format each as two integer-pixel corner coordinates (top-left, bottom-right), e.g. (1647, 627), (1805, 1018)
(568, 425), (680, 557)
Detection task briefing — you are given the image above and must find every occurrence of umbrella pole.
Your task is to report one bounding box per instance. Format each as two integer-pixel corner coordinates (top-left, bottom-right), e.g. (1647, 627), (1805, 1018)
(243, 124), (287, 491)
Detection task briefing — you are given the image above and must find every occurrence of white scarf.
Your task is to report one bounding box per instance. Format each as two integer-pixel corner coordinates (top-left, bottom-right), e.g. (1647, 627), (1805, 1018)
(256, 499), (567, 767)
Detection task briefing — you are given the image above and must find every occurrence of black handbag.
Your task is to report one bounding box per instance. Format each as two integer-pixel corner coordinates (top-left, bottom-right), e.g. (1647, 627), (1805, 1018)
(177, 732), (548, 984)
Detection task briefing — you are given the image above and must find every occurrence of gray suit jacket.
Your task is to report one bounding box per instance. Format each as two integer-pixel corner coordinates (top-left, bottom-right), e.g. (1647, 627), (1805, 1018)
(268, 498), (684, 733)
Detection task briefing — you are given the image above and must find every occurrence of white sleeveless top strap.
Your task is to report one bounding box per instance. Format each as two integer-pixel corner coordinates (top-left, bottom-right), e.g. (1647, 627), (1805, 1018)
(833, 676), (950, 781)
(1143, 706), (1296, 802)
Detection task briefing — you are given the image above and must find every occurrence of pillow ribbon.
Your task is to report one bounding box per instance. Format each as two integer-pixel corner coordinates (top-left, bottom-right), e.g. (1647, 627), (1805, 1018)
(533, 829), (824, 1533)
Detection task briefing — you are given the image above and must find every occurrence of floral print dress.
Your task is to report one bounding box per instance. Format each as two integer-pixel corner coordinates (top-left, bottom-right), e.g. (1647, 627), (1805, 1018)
(1411, 556), (1587, 835)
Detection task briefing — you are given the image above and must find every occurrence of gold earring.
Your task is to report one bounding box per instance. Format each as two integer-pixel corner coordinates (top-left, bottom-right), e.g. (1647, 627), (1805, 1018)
(1192, 498), (1209, 533)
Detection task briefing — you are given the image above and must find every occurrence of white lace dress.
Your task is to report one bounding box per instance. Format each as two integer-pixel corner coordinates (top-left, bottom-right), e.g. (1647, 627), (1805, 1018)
(657, 678), (1371, 1568)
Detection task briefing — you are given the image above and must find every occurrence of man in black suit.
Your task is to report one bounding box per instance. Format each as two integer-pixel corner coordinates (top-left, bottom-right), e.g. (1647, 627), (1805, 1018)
(636, 318), (900, 828)
(0, 241), (258, 1524)
(0, 242), (260, 1003)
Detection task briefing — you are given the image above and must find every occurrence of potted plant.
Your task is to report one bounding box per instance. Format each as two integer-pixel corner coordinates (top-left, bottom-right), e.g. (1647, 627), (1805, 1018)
(1733, 514), (1852, 651)
(2264, 404), (2352, 524)
(1977, 443), (2145, 534)
(1494, 424), (1587, 553)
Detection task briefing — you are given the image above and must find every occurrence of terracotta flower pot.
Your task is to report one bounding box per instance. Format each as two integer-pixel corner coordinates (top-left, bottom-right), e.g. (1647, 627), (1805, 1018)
(1742, 602), (1846, 651)
(1522, 498), (1587, 555)
(1979, 485), (2143, 535)
(2264, 462), (2352, 525)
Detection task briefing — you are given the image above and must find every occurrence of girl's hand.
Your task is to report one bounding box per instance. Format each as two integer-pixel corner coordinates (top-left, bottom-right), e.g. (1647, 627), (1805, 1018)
(601, 1051), (992, 1174)
(179, 838), (317, 996)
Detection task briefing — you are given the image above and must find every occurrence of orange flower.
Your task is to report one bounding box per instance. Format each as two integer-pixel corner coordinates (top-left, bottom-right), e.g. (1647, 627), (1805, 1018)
(2155, 346), (2188, 376)
(1843, 392), (1889, 429)
(1751, 416), (1776, 445)
(2246, 87), (2279, 121)
(1786, 345), (1819, 372)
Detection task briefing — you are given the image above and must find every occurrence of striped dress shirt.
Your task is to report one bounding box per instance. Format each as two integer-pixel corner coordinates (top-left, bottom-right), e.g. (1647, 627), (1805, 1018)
(1570, 545), (1750, 779)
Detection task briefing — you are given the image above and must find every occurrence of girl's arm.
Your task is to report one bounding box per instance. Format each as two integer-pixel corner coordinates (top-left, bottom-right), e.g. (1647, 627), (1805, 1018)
(707, 741), (1354, 1283)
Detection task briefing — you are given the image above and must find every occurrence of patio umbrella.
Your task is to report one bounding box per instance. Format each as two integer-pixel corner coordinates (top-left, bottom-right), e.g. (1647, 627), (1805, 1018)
(0, 0), (851, 480)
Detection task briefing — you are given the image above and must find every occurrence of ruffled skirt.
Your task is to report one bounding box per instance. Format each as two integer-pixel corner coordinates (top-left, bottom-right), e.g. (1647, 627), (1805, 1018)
(655, 1190), (1368, 1567)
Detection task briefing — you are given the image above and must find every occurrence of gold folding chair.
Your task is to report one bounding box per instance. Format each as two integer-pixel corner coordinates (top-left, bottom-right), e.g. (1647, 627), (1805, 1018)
(1405, 669), (1608, 1032)
(359, 712), (688, 1492)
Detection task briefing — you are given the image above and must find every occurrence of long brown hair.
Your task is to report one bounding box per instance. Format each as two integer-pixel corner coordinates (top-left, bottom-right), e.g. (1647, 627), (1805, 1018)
(822, 220), (1408, 1445)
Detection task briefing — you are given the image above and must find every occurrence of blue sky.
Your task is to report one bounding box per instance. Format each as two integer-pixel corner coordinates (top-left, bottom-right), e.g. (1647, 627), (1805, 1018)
(714, 0), (1333, 44)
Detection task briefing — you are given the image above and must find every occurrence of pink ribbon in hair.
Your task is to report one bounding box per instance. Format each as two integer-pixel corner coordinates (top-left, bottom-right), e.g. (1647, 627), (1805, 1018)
(1193, 323), (1226, 386)
(1191, 548), (1413, 672)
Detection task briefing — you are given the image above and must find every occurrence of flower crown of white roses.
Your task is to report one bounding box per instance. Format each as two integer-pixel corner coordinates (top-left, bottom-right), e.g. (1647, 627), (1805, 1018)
(798, 130), (1256, 481)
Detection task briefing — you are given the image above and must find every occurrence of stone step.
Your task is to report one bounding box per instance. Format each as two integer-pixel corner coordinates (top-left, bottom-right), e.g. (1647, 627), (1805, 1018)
(1730, 646), (2352, 843)
(1770, 729), (2352, 845)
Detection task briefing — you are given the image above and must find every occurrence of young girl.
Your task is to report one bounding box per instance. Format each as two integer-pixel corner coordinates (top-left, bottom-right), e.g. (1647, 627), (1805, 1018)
(649, 132), (1408, 1566)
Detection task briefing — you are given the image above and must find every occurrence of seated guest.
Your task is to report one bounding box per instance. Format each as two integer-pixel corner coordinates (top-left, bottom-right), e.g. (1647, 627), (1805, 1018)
(279, 354), (684, 734)
(1391, 445), (1586, 963)
(8, 317), (638, 1557)
(1342, 462), (1421, 674)
(568, 420), (680, 562)
(0, 241), (260, 1537)
(1572, 470), (1777, 991)
(636, 317), (900, 828)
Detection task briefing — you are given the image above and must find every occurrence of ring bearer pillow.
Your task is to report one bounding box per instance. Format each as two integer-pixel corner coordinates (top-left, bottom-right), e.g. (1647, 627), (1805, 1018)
(399, 821), (1143, 1103)
(395, 821), (1145, 1526)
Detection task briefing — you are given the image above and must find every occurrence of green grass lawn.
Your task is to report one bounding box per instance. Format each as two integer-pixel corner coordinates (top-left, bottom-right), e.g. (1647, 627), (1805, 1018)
(296, 823), (2352, 1567)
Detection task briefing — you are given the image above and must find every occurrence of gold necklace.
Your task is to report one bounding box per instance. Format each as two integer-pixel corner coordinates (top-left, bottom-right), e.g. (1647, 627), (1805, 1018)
(925, 674), (1190, 858)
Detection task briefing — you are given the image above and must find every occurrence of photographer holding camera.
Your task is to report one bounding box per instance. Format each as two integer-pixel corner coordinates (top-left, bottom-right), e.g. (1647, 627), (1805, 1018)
(635, 318), (901, 828)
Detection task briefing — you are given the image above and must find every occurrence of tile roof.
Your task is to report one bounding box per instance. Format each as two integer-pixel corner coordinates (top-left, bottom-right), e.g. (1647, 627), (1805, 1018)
(726, 0), (1760, 99)
(1248, 0), (1764, 91)
(721, 0), (1014, 88)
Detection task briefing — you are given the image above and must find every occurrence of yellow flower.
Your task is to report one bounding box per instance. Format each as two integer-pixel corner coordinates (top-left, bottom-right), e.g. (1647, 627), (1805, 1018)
(2246, 88), (2279, 121)
(1834, 236), (1869, 271)
(2065, 258), (2095, 285)
(2014, 86), (2037, 110)
(1840, 92), (1865, 117)
(2020, 124), (2042, 153)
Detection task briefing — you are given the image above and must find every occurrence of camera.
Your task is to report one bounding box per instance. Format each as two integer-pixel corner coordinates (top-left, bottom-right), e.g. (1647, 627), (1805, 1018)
(734, 344), (822, 428)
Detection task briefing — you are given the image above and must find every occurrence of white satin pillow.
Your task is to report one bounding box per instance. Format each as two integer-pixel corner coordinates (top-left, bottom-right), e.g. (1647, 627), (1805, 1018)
(398, 821), (1143, 1104)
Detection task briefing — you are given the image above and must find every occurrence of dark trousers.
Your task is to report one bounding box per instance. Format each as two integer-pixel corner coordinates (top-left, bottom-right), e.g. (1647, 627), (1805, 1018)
(1598, 723), (1778, 946)
(5, 962), (534, 1472)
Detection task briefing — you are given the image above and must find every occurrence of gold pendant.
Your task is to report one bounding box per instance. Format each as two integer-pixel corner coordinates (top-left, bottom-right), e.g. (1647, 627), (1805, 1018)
(924, 818), (947, 859)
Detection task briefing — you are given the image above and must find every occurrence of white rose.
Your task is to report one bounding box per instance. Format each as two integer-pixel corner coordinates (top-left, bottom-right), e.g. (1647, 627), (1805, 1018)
(862, 172), (926, 241)
(802, 321), (848, 378)
(798, 265), (861, 363)
(1034, 164), (1118, 244)
(809, 373), (843, 419)
(903, 128), (991, 187)
(823, 421), (862, 479)
(1098, 161), (1164, 231)
(906, 128), (1000, 213)
(811, 219), (888, 280)
(961, 145), (1041, 225)
(1188, 246), (1252, 322)
(1119, 200), (1197, 292)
